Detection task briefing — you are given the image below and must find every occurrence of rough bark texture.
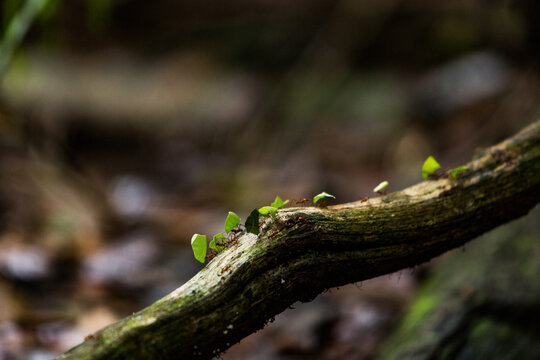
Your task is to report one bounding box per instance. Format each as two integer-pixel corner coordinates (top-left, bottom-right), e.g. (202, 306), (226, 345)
(58, 121), (540, 360)
(377, 206), (540, 360)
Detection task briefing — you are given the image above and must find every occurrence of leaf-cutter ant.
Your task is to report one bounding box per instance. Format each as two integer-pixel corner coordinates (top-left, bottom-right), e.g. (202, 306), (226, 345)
(295, 198), (310, 206)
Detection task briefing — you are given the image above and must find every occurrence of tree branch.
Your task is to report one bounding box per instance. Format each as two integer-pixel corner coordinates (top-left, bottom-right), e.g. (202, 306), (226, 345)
(59, 121), (540, 359)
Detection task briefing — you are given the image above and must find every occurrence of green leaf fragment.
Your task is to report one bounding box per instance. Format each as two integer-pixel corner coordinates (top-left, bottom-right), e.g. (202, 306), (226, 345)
(422, 156), (441, 179)
(313, 192), (335, 204)
(245, 208), (260, 235)
(210, 233), (225, 251)
(271, 195), (289, 209)
(373, 180), (389, 193)
(191, 234), (207, 263)
(258, 206), (277, 217)
(449, 166), (468, 179)
(224, 211), (241, 233)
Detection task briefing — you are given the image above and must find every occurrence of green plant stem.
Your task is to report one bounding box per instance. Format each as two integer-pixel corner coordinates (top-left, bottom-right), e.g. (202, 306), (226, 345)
(0, 0), (49, 76)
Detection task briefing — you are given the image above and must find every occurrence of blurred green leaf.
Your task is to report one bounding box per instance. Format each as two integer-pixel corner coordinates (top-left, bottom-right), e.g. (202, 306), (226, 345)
(422, 156), (441, 179)
(210, 233), (225, 252)
(373, 181), (389, 193)
(214, 233), (225, 242)
(39, 0), (59, 22)
(0, 0), (50, 75)
(3, 0), (23, 31)
(85, 0), (111, 32)
(449, 166), (468, 179)
(224, 211), (241, 233)
(191, 234), (207, 263)
(313, 192), (335, 204)
(258, 206), (277, 217)
(208, 233), (225, 252)
(271, 195), (289, 209)
(245, 209), (260, 235)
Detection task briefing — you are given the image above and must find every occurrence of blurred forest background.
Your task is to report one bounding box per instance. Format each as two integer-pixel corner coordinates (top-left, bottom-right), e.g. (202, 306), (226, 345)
(0, 0), (539, 359)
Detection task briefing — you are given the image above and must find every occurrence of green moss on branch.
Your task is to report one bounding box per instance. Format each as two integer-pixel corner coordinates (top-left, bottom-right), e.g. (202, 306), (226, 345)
(59, 121), (540, 360)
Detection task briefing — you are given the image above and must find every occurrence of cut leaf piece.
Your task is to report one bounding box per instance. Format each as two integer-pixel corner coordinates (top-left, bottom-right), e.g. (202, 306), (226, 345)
(258, 206), (277, 217)
(373, 181), (389, 193)
(422, 156), (441, 179)
(210, 233), (225, 251)
(313, 192), (335, 204)
(245, 209), (260, 235)
(214, 233), (225, 242)
(224, 211), (241, 233)
(191, 234), (207, 263)
(270, 196), (289, 209)
(449, 166), (468, 179)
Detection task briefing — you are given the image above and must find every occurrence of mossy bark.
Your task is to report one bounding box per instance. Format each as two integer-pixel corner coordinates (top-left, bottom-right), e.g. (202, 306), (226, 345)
(58, 121), (540, 360)
(376, 206), (540, 360)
